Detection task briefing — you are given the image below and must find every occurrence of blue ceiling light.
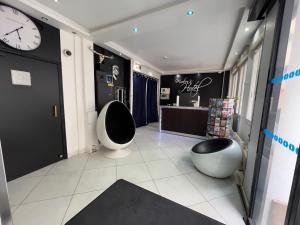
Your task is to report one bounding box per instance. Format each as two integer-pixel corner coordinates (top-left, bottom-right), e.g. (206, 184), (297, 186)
(132, 27), (140, 33)
(187, 9), (194, 16)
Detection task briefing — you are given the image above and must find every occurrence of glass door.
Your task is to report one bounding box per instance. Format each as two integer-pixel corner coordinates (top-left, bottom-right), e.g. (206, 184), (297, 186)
(248, 0), (300, 224)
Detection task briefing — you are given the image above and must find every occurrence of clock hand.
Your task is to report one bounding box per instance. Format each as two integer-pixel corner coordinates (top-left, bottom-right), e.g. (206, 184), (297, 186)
(4, 26), (23, 36)
(16, 30), (21, 41)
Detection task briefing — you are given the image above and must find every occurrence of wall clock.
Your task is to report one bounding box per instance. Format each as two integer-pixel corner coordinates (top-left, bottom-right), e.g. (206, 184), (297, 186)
(0, 4), (41, 51)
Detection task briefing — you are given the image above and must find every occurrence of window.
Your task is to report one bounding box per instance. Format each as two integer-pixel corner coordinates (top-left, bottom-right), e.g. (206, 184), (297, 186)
(236, 62), (248, 114)
(246, 45), (263, 121)
(230, 71), (238, 98)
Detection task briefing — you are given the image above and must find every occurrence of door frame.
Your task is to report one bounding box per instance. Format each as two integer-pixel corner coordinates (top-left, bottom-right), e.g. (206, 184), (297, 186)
(0, 48), (68, 160)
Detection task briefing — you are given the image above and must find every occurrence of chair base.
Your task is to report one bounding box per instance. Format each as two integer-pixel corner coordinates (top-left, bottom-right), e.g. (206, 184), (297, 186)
(101, 146), (131, 159)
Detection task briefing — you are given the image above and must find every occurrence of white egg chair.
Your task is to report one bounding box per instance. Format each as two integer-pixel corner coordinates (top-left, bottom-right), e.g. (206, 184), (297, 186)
(97, 101), (136, 159)
(191, 138), (242, 178)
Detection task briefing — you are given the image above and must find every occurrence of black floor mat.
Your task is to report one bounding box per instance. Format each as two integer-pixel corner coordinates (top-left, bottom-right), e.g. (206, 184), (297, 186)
(65, 179), (224, 225)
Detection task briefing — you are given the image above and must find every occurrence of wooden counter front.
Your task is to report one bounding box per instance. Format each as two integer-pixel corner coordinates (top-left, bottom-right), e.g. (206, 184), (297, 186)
(160, 106), (209, 137)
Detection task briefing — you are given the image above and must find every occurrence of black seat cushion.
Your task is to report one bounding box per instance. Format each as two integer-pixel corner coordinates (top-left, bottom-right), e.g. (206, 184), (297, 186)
(192, 138), (233, 154)
(65, 179), (224, 225)
(105, 101), (135, 144)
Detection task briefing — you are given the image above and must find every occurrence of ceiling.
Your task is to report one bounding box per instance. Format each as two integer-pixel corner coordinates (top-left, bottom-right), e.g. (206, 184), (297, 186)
(6, 0), (257, 73)
(35, 0), (179, 30)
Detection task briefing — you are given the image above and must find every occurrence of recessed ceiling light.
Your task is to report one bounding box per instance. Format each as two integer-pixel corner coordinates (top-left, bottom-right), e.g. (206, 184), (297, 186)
(187, 9), (194, 16)
(235, 52), (238, 55)
(54, 0), (58, 2)
(245, 27), (249, 32)
(163, 56), (169, 59)
(132, 27), (139, 33)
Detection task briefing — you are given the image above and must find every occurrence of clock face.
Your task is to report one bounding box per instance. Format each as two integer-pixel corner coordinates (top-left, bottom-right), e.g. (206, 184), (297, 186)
(0, 5), (41, 51)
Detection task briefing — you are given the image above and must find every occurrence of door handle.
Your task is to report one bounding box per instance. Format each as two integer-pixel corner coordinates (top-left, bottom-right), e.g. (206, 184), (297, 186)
(53, 105), (58, 118)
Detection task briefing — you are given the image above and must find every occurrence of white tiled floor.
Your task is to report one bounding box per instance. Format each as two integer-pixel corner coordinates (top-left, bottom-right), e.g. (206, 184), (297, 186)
(8, 125), (245, 225)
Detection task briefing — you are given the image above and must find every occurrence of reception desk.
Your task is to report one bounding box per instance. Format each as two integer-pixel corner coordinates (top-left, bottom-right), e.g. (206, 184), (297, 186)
(160, 106), (209, 137)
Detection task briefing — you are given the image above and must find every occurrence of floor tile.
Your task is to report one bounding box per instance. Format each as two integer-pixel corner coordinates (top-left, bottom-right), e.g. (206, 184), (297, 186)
(146, 159), (181, 179)
(158, 140), (181, 148)
(75, 167), (116, 193)
(186, 172), (236, 200)
(7, 125), (244, 225)
(48, 154), (89, 175)
(24, 172), (81, 203)
(127, 142), (139, 151)
(171, 155), (197, 174)
(135, 180), (159, 194)
(135, 141), (160, 150)
(138, 145), (160, 151)
(155, 175), (205, 206)
(63, 190), (103, 223)
(85, 151), (116, 170)
(189, 202), (225, 223)
(181, 144), (196, 151)
(210, 193), (246, 225)
(116, 151), (144, 165)
(13, 196), (71, 225)
(23, 164), (54, 178)
(117, 163), (152, 183)
(161, 146), (189, 158)
(140, 149), (168, 162)
(10, 205), (18, 214)
(8, 176), (43, 206)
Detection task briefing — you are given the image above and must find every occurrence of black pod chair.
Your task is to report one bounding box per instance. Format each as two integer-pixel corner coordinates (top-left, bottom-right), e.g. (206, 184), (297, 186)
(97, 101), (135, 158)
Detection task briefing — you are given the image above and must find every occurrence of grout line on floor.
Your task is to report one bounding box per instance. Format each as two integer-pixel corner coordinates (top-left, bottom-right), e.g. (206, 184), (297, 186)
(138, 143), (161, 195)
(208, 200), (230, 224)
(159, 146), (209, 203)
(60, 153), (90, 225)
(17, 173), (48, 206)
(19, 193), (74, 206)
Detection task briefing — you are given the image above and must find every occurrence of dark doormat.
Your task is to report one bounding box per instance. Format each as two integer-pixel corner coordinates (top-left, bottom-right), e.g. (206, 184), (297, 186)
(65, 179), (224, 225)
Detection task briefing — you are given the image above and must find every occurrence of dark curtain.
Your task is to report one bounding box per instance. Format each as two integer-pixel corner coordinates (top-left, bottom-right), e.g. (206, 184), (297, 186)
(133, 73), (147, 127)
(147, 79), (159, 123)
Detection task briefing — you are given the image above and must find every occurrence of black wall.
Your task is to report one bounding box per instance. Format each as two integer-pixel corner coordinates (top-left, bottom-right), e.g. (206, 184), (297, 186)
(0, 4), (68, 180)
(0, 5), (66, 152)
(94, 44), (131, 113)
(160, 72), (230, 107)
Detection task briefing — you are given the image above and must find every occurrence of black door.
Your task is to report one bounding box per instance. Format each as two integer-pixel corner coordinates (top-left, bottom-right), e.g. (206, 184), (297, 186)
(0, 52), (65, 181)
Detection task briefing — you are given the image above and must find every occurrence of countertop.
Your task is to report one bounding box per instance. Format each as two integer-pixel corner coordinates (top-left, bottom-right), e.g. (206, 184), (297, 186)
(160, 105), (209, 111)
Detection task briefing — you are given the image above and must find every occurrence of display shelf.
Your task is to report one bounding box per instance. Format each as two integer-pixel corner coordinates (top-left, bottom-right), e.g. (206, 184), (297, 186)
(206, 98), (235, 138)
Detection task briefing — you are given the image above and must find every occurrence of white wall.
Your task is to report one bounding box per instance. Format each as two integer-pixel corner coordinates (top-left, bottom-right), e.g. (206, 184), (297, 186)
(60, 30), (97, 157)
(60, 30), (80, 157)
